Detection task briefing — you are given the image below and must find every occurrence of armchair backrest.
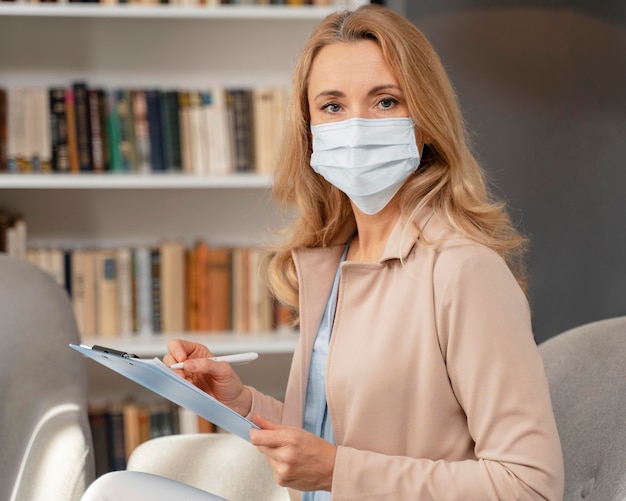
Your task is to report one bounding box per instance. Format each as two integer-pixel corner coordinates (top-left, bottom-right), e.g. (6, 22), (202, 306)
(539, 316), (626, 501)
(0, 255), (95, 501)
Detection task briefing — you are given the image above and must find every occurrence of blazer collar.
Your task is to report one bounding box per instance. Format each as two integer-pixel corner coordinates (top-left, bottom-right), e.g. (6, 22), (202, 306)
(379, 206), (435, 263)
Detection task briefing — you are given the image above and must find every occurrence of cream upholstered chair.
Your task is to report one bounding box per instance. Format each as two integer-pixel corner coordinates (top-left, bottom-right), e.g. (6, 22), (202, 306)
(0, 255), (95, 501)
(539, 315), (626, 501)
(127, 432), (290, 501)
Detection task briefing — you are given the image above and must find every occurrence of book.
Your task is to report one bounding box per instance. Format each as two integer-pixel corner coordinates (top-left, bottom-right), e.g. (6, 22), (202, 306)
(207, 86), (233, 176)
(65, 88), (80, 173)
(195, 241), (210, 331)
(49, 88), (70, 172)
(27, 88), (51, 172)
(207, 246), (232, 331)
(198, 91), (213, 175)
(159, 90), (182, 172)
(4, 214), (27, 260)
(146, 89), (165, 172)
(116, 247), (133, 336)
(231, 247), (250, 332)
(185, 246), (199, 331)
(95, 249), (120, 337)
(105, 403), (127, 471)
(247, 247), (273, 332)
(6, 88), (27, 173)
(88, 404), (111, 478)
(130, 250), (138, 333)
(132, 90), (151, 174)
(71, 249), (98, 337)
(106, 90), (123, 172)
(253, 86), (285, 175)
(47, 247), (66, 289)
(88, 88), (106, 173)
(19, 89), (34, 172)
(97, 89), (111, 172)
(228, 88), (255, 173)
(133, 247), (153, 335)
(177, 91), (193, 174)
(150, 247), (162, 333)
(73, 82), (94, 172)
(187, 91), (205, 174)
(149, 403), (175, 438)
(116, 89), (137, 172)
(159, 240), (185, 334)
(64, 250), (72, 297)
(122, 402), (142, 462)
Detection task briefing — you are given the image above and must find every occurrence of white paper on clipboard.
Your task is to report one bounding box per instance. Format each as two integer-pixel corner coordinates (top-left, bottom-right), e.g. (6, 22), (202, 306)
(70, 343), (258, 441)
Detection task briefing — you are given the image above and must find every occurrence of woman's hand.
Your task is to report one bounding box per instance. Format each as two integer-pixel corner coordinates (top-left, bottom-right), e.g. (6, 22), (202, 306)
(164, 339), (252, 417)
(250, 414), (336, 492)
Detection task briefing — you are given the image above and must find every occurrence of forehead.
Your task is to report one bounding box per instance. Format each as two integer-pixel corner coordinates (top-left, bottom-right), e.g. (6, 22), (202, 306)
(308, 40), (399, 90)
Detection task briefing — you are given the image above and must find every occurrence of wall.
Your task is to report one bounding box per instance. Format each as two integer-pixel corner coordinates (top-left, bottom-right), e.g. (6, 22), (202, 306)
(404, 1), (626, 342)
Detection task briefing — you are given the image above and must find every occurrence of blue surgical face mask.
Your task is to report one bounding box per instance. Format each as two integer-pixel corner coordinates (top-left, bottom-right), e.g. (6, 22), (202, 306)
(310, 117), (421, 215)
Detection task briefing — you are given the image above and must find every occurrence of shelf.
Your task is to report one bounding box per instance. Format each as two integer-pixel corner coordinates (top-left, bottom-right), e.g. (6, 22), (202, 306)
(81, 331), (299, 357)
(0, 173), (273, 190)
(0, 3), (347, 20)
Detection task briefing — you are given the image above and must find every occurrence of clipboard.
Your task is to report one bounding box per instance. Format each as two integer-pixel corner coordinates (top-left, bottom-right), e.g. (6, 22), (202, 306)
(70, 343), (259, 441)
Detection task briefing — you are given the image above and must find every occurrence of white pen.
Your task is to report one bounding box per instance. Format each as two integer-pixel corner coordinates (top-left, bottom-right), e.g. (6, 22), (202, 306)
(169, 352), (258, 370)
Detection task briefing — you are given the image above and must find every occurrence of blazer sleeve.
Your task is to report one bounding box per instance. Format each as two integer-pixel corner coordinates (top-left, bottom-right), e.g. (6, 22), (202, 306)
(246, 386), (284, 423)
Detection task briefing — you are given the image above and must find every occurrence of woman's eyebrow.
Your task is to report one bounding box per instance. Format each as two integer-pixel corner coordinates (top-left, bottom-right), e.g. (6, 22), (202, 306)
(312, 89), (346, 101)
(313, 84), (402, 101)
(367, 84), (403, 96)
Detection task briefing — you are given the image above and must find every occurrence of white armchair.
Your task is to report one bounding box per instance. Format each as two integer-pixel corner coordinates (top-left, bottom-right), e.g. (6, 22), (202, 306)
(0, 256), (95, 501)
(127, 432), (290, 501)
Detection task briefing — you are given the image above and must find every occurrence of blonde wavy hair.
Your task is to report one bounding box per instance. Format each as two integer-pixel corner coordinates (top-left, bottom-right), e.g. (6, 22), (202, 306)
(266, 4), (528, 313)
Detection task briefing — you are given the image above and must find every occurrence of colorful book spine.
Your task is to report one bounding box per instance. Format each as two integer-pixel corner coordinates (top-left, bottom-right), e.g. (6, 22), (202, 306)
(150, 247), (162, 333)
(229, 88), (255, 173)
(88, 88), (106, 173)
(146, 89), (166, 172)
(73, 82), (94, 172)
(159, 90), (182, 171)
(49, 88), (70, 172)
(65, 88), (80, 173)
(132, 90), (151, 174)
(106, 90), (123, 172)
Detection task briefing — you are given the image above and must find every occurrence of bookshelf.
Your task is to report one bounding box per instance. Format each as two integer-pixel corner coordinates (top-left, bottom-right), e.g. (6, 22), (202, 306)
(0, 2), (367, 397)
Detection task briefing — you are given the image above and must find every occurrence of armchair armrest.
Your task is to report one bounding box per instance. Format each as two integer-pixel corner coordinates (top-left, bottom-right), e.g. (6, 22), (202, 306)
(127, 433), (290, 501)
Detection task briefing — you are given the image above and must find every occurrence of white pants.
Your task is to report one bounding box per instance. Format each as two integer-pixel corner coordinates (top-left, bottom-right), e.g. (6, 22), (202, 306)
(81, 471), (227, 501)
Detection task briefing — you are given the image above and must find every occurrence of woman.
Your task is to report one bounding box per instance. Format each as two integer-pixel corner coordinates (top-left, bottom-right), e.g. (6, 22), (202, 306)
(83, 4), (564, 500)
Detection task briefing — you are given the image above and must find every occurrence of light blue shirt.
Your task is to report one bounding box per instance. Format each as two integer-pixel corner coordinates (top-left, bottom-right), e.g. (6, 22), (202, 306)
(302, 240), (350, 501)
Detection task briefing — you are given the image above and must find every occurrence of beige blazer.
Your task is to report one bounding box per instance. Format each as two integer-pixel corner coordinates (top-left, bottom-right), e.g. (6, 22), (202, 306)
(249, 209), (564, 500)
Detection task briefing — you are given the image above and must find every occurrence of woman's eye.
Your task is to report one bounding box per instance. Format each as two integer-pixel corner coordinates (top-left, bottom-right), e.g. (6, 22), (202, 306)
(322, 103), (341, 113)
(379, 98), (397, 109)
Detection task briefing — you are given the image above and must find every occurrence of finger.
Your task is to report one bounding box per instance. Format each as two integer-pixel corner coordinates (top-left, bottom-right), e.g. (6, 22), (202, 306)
(250, 416), (291, 448)
(180, 358), (233, 379)
(166, 338), (190, 363)
(252, 413), (281, 430)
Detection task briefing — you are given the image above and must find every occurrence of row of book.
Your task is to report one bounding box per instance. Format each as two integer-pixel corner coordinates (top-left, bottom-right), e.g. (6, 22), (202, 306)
(25, 241), (293, 337)
(0, 0), (350, 5)
(89, 400), (216, 476)
(0, 83), (286, 176)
